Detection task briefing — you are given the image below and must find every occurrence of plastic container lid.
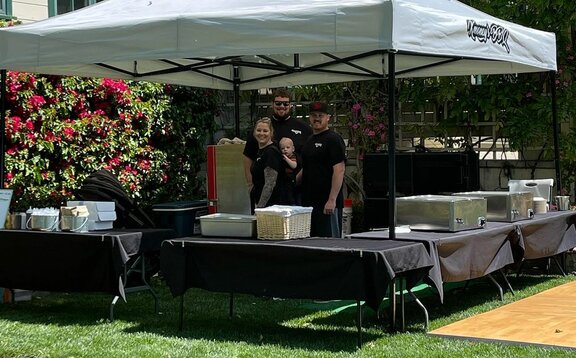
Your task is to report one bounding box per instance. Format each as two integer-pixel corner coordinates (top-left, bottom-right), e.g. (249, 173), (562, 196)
(152, 200), (207, 210)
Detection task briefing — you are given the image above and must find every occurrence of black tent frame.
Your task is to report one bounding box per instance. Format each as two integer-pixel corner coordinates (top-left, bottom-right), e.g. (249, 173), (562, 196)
(0, 52), (561, 237)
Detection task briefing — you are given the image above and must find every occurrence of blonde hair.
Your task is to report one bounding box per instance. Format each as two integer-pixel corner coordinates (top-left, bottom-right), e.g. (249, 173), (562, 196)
(253, 117), (274, 139)
(279, 137), (294, 147)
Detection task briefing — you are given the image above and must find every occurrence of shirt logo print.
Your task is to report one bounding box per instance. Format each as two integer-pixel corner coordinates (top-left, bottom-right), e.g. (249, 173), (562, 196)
(291, 129), (302, 135)
(315, 143), (323, 148)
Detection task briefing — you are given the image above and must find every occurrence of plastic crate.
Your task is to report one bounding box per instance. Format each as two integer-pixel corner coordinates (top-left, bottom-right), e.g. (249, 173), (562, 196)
(255, 205), (312, 240)
(199, 213), (256, 237)
(152, 200), (208, 237)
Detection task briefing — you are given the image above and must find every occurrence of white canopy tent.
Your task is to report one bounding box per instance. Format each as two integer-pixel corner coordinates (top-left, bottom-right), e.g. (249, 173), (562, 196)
(0, 0), (556, 87)
(0, 0), (558, 236)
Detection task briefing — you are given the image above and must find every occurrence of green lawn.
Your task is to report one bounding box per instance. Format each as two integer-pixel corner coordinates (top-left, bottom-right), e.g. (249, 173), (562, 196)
(0, 273), (574, 357)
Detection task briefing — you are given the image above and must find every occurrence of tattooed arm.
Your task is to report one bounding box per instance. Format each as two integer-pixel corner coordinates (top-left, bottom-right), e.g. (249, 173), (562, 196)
(256, 166), (278, 208)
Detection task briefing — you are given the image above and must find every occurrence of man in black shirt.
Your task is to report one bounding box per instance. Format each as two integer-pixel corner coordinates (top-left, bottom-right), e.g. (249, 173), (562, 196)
(243, 88), (312, 194)
(298, 101), (346, 238)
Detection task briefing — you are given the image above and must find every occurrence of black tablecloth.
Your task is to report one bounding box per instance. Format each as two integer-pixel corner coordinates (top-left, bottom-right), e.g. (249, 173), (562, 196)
(0, 228), (175, 299)
(514, 211), (576, 260)
(349, 210), (576, 302)
(160, 237), (434, 311)
(350, 222), (516, 302)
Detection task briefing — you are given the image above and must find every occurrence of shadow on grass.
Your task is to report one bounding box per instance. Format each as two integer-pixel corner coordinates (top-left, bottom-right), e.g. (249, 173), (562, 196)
(0, 281), (383, 352)
(407, 273), (571, 325)
(0, 274), (569, 352)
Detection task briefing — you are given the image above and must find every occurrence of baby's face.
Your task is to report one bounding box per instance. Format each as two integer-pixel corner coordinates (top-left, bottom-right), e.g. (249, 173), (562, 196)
(280, 142), (294, 155)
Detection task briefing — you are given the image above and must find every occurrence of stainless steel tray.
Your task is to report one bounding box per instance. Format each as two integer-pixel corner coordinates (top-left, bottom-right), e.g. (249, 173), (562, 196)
(453, 191), (534, 222)
(396, 195), (487, 232)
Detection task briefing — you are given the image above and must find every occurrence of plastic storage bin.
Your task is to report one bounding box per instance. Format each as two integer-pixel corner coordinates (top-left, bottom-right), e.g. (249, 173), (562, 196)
(199, 213), (257, 237)
(152, 200), (208, 237)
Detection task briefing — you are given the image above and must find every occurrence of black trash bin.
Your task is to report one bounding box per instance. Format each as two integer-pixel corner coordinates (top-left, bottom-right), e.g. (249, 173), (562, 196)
(151, 200), (208, 237)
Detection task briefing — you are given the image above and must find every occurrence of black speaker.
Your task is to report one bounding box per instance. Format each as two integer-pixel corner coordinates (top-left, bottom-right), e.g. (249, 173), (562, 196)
(363, 151), (480, 197)
(363, 153), (414, 197)
(411, 151), (480, 194)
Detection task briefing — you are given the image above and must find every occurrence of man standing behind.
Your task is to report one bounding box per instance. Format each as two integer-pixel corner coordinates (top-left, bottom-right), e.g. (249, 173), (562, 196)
(243, 88), (312, 194)
(298, 101), (346, 238)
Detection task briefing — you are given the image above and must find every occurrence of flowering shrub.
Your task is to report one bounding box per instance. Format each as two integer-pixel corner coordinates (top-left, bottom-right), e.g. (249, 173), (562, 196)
(348, 102), (388, 157)
(345, 82), (388, 158)
(3, 71), (220, 211)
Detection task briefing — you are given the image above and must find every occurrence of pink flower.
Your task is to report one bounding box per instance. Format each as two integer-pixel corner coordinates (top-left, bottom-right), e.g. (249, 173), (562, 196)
(44, 131), (56, 142)
(109, 157), (121, 167)
(26, 133), (37, 142)
(138, 159), (151, 171)
(28, 95), (46, 109)
(25, 120), (35, 130)
(9, 116), (22, 133)
(63, 127), (75, 139)
(352, 103), (362, 113)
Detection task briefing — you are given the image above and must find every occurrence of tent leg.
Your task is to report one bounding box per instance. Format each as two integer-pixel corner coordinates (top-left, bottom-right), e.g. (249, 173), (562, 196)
(550, 70), (561, 195)
(1, 69), (6, 188)
(233, 65), (241, 138)
(387, 52), (397, 239)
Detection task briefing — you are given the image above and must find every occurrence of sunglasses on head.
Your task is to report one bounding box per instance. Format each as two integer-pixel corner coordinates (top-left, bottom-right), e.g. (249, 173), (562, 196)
(274, 101), (290, 106)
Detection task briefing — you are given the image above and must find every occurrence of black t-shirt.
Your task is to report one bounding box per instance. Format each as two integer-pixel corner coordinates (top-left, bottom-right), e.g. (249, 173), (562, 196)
(250, 144), (291, 207)
(243, 116), (313, 160)
(301, 129), (346, 208)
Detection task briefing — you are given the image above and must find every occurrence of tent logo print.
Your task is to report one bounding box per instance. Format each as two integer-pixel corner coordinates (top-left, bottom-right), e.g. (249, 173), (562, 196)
(466, 20), (510, 54)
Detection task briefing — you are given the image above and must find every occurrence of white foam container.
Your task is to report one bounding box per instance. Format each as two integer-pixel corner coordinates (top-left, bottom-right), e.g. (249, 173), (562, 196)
(199, 213), (257, 237)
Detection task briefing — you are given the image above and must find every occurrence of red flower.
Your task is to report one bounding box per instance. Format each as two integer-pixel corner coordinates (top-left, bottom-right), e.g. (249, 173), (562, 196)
(138, 159), (151, 171)
(63, 127), (75, 139)
(109, 157), (121, 167)
(28, 95), (46, 109)
(44, 131), (56, 142)
(26, 132), (37, 143)
(9, 116), (22, 133)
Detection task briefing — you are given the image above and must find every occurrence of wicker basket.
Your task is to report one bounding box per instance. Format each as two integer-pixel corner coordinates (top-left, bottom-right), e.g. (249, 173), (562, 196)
(255, 205), (312, 240)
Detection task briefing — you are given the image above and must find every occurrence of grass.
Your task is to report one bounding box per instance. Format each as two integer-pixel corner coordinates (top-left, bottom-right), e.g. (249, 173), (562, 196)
(0, 273), (575, 357)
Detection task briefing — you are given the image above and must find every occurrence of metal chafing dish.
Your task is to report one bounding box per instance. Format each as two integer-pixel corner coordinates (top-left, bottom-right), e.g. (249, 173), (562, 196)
(453, 191), (534, 222)
(396, 195), (487, 232)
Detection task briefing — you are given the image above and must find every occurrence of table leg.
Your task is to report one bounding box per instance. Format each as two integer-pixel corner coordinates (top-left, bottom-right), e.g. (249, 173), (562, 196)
(486, 273), (504, 301)
(356, 300), (362, 348)
(389, 279), (396, 331)
(179, 293), (184, 331)
(400, 278), (405, 332)
(110, 254), (160, 319)
(552, 255), (567, 276)
(229, 292), (234, 318)
(408, 289), (429, 331)
(499, 269), (515, 295)
(109, 296), (120, 321)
